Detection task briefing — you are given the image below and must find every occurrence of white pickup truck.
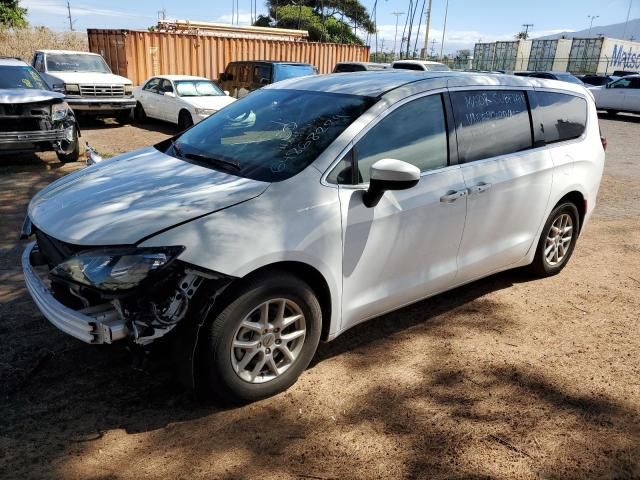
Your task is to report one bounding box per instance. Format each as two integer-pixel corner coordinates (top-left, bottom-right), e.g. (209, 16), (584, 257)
(31, 50), (136, 123)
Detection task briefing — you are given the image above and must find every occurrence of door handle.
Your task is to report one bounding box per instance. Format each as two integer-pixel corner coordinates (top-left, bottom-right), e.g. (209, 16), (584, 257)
(468, 182), (492, 195)
(440, 189), (468, 203)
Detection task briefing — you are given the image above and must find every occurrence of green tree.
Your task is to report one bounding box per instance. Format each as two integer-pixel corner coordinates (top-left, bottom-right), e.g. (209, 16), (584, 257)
(0, 0), (27, 28)
(514, 31), (529, 40)
(255, 0), (374, 44)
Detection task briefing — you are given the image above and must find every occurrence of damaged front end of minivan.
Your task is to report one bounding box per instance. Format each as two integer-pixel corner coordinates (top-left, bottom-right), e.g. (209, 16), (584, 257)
(21, 224), (233, 348)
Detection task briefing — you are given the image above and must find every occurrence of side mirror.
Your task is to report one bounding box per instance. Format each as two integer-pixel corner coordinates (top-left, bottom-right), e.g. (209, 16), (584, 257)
(164, 91), (175, 97)
(363, 159), (420, 208)
(259, 77), (270, 85)
(224, 90), (230, 96)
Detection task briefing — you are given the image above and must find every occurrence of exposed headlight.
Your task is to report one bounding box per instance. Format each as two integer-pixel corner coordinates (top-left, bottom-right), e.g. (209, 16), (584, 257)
(124, 84), (133, 95)
(64, 84), (80, 94)
(195, 108), (217, 116)
(51, 246), (184, 291)
(51, 102), (70, 121)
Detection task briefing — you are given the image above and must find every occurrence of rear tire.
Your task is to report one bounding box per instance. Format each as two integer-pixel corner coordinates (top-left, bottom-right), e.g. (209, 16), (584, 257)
(178, 110), (194, 130)
(529, 202), (580, 277)
(199, 272), (322, 404)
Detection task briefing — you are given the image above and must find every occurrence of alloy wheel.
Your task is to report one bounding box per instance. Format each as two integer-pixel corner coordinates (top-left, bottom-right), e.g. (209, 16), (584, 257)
(544, 213), (573, 266)
(231, 298), (307, 384)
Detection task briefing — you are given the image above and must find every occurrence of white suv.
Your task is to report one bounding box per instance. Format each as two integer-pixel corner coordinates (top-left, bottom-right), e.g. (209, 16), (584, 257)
(32, 50), (136, 122)
(22, 71), (605, 403)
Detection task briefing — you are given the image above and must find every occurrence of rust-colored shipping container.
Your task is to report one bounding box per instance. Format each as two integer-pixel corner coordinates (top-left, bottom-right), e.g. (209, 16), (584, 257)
(88, 29), (370, 85)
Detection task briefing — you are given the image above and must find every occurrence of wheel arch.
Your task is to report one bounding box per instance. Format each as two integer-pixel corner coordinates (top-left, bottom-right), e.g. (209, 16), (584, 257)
(232, 261), (333, 342)
(554, 190), (586, 232)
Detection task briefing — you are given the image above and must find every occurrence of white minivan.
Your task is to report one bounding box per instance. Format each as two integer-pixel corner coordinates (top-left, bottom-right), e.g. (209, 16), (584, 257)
(22, 71), (605, 403)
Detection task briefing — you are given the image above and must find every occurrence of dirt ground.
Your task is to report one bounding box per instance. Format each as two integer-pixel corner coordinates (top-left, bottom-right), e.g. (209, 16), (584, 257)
(0, 114), (639, 480)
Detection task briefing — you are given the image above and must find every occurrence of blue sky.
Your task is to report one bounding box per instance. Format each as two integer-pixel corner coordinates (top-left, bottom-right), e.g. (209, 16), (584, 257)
(22, 0), (640, 53)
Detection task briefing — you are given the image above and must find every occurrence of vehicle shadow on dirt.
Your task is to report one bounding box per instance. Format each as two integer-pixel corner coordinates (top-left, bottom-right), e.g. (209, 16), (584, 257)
(77, 116), (181, 136)
(2, 263), (637, 478)
(598, 112), (640, 123)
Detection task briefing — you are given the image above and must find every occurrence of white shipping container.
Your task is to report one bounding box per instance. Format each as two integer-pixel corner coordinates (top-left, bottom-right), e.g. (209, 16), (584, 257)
(528, 39), (572, 71)
(568, 37), (640, 74)
(493, 40), (531, 72)
(473, 43), (496, 71)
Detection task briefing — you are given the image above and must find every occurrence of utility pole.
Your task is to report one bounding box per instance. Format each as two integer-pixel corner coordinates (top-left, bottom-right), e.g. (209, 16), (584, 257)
(66, 1), (75, 31)
(623, 0), (633, 39)
(158, 8), (167, 22)
(587, 15), (599, 37)
(430, 38), (438, 57)
(439, 0), (448, 59)
(522, 23), (534, 39)
(422, 0), (433, 59)
(392, 12), (405, 60)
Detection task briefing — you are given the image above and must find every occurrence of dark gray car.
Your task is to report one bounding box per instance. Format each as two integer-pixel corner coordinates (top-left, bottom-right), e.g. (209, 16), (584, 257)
(0, 57), (79, 162)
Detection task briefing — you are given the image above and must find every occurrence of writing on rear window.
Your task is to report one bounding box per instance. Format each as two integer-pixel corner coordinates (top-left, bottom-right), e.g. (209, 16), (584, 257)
(462, 92), (527, 125)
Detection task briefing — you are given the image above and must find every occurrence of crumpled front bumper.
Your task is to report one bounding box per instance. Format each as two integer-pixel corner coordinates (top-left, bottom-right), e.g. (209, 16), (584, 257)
(22, 242), (128, 344)
(0, 129), (66, 145)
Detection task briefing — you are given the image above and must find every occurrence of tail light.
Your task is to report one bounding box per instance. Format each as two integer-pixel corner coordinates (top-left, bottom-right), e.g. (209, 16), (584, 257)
(601, 136), (608, 151)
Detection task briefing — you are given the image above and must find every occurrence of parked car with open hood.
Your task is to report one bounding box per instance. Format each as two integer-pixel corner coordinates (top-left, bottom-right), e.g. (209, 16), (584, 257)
(0, 57), (79, 162)
(134, 75), (236, 129)
(219, 61), (317, 98)
(32, 50), (136, 123)
(21, 71), (604, 403)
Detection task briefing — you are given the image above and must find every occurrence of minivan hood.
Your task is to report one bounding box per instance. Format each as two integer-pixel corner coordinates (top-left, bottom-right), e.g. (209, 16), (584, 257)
(0, 89), (63, 104)
(28, 147), (269, 246)
(46, 72), (132, 85)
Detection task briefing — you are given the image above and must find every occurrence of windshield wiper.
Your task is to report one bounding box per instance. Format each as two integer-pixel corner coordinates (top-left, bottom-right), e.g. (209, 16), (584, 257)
(184, 152), (241, 171)
(169, 139), (184, 158)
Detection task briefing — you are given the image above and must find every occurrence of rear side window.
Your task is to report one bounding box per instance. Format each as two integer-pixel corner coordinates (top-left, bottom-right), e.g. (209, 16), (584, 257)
(536, 92), (587, 144)
(450, 90), (532, 163)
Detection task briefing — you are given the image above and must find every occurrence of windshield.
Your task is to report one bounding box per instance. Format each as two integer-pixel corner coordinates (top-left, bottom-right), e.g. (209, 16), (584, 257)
(273, 64), (316, 82)
(425, 63), (450, 71)
(167, 89), (374, 182)
(175, 80), (224, 97)
(46, 54), (111, 73)
(0, 66), (49, 90)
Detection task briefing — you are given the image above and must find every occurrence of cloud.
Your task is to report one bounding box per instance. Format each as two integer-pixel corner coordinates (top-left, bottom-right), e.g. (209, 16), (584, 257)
(215, 11), (254, 26)
(22, 0), (154, 19)
(368, 24), (577, 55)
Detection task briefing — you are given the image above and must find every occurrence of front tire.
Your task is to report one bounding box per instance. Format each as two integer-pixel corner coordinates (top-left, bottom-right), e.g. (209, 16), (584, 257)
(116, 109), (134, 124)
(200, 272), (322, 404)
(134, 102), (147, 123)
(529, 202), (580, 277)
(55, 126), (80, 163)
(178, 110), (194, 130)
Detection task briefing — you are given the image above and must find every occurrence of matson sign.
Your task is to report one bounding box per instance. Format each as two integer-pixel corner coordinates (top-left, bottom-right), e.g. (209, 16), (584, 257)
(611, 44), (640, 70)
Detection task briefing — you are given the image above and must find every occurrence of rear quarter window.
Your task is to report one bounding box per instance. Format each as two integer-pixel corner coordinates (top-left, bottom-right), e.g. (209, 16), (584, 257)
(450, 90), (533, 162)
(536, 92), (587, 143)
